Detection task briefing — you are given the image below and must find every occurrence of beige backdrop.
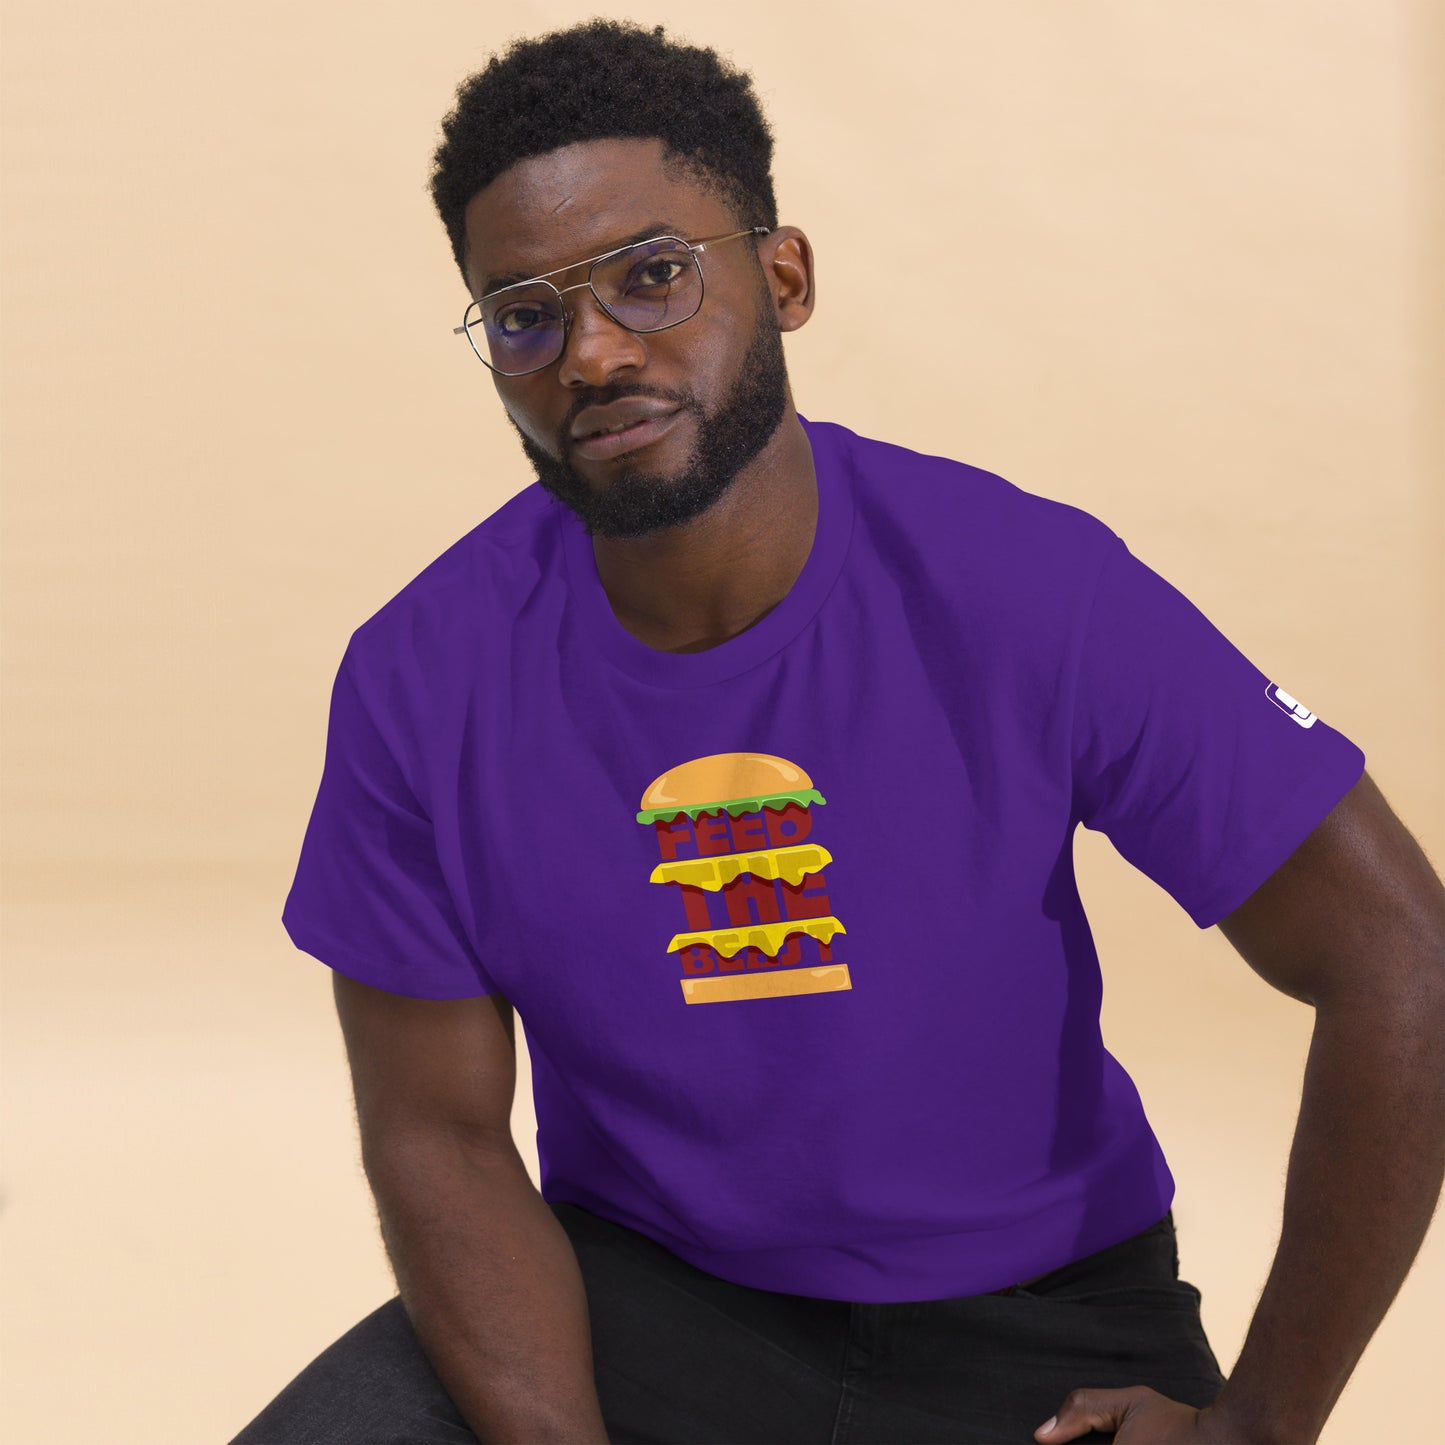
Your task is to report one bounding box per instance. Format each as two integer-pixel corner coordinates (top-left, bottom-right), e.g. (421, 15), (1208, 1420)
(2, 2), (1441, 1442)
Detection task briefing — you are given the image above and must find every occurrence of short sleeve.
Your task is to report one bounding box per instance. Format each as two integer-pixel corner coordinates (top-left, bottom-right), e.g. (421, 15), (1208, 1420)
(1069, 531), (1366, 929)
(281, 644), (500, 999)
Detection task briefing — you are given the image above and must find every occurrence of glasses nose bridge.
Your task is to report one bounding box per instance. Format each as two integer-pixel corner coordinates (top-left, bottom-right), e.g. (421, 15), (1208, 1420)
(551, 274), (633, 345)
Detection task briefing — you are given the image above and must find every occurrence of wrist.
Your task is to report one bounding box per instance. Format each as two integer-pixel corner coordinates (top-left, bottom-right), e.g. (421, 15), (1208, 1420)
(1200, 1391), (1321, 1445)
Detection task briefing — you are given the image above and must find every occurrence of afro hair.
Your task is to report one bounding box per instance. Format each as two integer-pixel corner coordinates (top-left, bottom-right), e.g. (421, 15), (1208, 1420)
(428, 19), (779, 290)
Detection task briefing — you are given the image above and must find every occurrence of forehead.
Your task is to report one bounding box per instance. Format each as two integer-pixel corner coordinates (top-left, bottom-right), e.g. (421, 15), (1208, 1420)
(461, 136), (735, 297)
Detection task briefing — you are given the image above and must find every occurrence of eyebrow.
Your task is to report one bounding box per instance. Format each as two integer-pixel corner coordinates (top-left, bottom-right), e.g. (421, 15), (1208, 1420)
(480, 221), (687, 297)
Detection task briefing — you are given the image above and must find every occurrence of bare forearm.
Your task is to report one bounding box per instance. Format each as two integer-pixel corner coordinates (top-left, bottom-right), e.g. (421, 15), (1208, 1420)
(1210, 992), (1445, 1444)
(367, 1132), (610, 1445)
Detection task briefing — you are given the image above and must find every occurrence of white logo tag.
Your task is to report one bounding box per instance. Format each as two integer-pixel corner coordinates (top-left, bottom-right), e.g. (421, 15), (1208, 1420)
(1266, 683), (1318, 728)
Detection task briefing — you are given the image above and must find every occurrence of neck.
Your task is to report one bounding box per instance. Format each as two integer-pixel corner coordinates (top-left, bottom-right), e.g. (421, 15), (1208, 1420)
(591, 403), (817, 654)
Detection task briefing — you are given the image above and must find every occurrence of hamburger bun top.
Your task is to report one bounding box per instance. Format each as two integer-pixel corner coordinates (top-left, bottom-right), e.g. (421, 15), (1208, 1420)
(637, 751), (824, 824)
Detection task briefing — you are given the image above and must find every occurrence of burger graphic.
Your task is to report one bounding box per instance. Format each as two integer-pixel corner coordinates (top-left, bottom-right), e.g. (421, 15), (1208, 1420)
(636, 752), (850, 1004)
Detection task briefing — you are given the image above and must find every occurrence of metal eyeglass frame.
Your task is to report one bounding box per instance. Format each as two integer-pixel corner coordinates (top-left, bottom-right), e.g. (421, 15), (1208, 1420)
(452, 225), (771, 376)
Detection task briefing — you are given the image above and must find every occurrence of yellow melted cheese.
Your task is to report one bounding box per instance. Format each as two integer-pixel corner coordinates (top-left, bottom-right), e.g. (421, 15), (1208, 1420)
(666, 915), (847, 959)
(648, 844), (833, 891)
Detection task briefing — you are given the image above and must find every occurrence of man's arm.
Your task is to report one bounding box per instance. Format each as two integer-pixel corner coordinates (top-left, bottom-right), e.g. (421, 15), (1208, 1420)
(333, 974), (612, 1445)
(1199, 768), (1445, 1443)
(1041, 768), (1445, 1444)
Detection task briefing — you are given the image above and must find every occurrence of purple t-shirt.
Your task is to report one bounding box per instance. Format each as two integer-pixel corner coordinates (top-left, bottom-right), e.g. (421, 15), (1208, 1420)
(282, 413), (1364, 1302)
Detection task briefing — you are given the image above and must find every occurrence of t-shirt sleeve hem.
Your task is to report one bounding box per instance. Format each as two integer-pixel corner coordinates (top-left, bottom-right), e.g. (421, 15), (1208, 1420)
(1181, 742), (1366, 931)
(282, 914), (501, 1000)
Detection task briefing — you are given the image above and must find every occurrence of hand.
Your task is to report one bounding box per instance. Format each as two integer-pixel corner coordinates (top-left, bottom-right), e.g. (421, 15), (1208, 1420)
(1035, 1387), (1257, 1443)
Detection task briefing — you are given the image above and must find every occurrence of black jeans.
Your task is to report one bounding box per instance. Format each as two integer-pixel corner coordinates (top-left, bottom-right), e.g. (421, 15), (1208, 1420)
(229, 1201), (1226, 1444)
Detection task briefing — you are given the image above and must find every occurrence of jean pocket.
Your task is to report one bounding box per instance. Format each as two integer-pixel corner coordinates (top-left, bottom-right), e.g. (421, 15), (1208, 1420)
(1015, 1278), (1204, 1312)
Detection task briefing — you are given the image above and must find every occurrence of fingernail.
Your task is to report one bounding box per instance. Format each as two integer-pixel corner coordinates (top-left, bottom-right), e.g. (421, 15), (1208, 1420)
(1038, 1419), (1056, 1436)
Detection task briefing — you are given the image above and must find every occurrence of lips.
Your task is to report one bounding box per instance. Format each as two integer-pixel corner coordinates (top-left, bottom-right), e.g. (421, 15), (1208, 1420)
(571, 408), (683, 462)
(571, 398), (680, 440)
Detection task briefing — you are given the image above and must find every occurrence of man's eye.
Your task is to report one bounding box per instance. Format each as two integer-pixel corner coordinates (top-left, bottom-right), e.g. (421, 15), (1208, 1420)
(497, 306), (548, 334)
(628, 258), (687, 290)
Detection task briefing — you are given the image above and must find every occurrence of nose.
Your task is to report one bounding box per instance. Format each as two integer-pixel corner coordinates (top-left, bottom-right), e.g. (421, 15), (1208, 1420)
(555, 285), (649, 389)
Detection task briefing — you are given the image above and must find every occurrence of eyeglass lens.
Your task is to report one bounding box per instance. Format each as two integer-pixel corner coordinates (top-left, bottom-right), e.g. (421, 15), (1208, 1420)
(463, 237), (703, 374)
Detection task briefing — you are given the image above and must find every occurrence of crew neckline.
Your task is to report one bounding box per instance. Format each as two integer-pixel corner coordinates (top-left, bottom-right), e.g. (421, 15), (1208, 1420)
(559, 412), (855, 689)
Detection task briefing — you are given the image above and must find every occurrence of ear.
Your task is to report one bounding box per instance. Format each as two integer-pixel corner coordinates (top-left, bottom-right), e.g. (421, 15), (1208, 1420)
(762, 226), (815, 332)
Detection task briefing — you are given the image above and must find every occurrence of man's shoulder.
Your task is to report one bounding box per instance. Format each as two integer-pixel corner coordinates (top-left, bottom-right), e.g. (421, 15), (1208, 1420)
(817, 414), (1118, 570)
(345, 483), (556, 680)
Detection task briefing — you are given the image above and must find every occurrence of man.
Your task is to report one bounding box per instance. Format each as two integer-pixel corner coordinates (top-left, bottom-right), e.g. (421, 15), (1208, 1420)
(232, 19), (1445, 1445)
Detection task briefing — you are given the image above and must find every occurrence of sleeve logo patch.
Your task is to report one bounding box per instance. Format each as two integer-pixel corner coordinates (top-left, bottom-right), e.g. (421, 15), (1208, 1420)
(1266, 683), (1318, 728)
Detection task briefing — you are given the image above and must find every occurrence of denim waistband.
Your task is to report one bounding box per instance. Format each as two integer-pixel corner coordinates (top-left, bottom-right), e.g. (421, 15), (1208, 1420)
(984, 1209), (1175, 1296)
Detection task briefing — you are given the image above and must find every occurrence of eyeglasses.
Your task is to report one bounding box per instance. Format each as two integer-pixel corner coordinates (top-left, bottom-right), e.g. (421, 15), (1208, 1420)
(452, 226), (770, 376)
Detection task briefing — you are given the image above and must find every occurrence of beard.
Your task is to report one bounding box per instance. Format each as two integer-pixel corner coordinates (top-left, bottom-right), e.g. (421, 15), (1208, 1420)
(504, 302), (791, 540)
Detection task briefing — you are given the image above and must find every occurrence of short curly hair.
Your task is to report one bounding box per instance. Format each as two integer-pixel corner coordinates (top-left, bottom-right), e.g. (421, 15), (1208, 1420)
(428, 19), (779, 290)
